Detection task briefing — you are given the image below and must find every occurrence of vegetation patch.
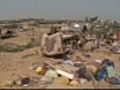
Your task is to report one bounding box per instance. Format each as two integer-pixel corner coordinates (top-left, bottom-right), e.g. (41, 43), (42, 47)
(0, 39), (41, 52)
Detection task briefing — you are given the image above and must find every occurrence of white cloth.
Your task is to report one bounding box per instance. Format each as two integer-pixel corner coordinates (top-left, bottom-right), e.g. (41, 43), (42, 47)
(77, 40), (81, 45)
(61, 26), (70, 31)
(74, 24), (80, 28)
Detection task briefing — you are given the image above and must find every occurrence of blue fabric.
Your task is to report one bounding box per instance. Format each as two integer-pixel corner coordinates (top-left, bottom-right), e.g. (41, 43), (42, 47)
(110, 47), (117, 52)
(101, 59), (110, 66)
(95, 70), (106, 81)
(110, 77), (120, 85)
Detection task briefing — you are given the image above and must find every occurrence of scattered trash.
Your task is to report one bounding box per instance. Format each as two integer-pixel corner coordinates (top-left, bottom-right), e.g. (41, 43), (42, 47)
(45, 69), (58, 79)
(35, 66), (42, 74)
(0, 80), (15, 87)
(86, 65), (97, 75)
(87, 60), (101, 68)
(101, 59), (115, 68)
(27, 57), (119, 88)
(56, 69), (74, 79)
(106, 66), (115, 78)
(110, 47), (118, 53)
(54, 65), (61, 70)
(16, 80), (22, 86)
(82, 51), (91, 57)
(95, 69), (106, 81)
(28, 33), (120, 87)
(108, 74), (120, 85)
(95, 59), (102, 64)
(15, 77), (30, 87)
(64, 60), (74, 66)
(21, 77), (30, 87)
(69, 79), (79, 87)
(76, 63), (90, 80)
(84, 72), (92, 81)
(53, 76), (69, 85)
(40, 65), (48, 75)
(74, 62), (82, 67)
(40, 75), (53, 84)
(1, 19), (120, 88)
(79, 78), (88, 84)
(60, 64), (78, 74)
(44, 61), (55, 70)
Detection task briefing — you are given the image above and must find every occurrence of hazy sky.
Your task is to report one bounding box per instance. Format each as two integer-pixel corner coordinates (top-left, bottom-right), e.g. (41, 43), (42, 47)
(0, 0), (120, 21)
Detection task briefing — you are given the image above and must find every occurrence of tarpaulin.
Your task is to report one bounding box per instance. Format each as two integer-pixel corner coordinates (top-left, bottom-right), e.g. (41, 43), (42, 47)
(41, 32), (63, 56)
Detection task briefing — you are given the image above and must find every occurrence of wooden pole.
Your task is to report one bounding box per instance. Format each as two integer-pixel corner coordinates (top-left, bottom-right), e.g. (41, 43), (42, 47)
(32, 28), (34, 39)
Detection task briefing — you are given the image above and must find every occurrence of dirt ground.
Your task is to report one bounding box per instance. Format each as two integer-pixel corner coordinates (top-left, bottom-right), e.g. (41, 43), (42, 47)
(0, 27), (120, 89)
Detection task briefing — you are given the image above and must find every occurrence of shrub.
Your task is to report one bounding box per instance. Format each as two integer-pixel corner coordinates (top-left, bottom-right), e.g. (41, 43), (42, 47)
(0, 43), (19, 52)
(0, 39), (41, 52)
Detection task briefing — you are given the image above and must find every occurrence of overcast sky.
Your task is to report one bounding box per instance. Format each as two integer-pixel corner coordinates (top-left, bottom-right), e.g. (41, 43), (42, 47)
(0, 0), (120, 21)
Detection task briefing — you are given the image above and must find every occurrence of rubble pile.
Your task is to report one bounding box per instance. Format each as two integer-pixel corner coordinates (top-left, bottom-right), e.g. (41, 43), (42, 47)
(1, 58), (118, 88)
(0, 25), (120, 88)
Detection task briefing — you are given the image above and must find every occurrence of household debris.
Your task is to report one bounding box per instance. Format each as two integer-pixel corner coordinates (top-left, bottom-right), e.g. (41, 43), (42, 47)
(40, 75), (53, 84)
(22, 57), (119, 88)
(3, 54), (116, 88)
(52, 76), (70, 85)
(1, 25), (120, 88)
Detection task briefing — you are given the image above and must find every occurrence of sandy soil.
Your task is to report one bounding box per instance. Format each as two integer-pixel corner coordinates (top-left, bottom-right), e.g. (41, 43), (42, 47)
(0, 27), (120, 88)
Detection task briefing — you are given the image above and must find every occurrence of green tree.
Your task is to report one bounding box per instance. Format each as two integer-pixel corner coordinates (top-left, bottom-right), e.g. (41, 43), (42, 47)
(89, 16), (98, 23)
